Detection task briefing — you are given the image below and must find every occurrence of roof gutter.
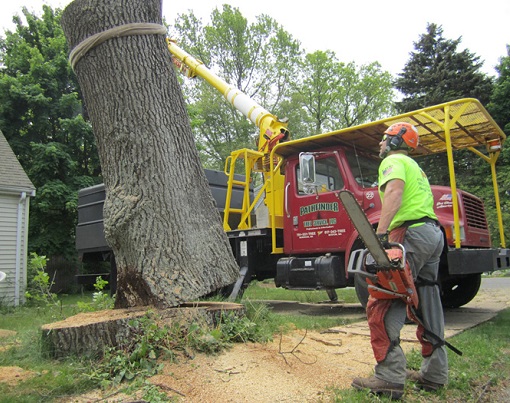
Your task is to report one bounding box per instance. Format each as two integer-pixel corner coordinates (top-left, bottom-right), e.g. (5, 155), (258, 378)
(15, 191), (31, 306)
(0, 186), (36, 197)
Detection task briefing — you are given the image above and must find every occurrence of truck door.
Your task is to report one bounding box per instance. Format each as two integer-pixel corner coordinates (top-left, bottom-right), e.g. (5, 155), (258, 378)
(284, 152), (352, 254)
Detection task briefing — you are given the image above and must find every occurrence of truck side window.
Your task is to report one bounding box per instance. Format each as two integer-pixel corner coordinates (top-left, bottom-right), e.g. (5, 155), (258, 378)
(345, 151), (379, 188)
(297, 156), (344, 194)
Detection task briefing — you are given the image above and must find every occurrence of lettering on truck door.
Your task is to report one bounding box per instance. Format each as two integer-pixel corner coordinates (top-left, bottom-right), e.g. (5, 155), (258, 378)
(284, 153), (352, 254)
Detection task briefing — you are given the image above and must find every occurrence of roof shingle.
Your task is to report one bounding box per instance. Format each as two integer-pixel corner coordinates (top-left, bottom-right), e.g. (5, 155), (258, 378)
(0, 130), (35, 193)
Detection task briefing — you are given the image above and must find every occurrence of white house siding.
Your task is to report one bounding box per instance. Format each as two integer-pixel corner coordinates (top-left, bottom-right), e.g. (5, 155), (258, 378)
(0, 193), (29, 306)
(0, 130), (35, 306)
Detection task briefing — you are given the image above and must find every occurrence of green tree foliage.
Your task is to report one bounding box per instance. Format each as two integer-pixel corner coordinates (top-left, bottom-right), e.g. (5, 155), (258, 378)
(172, 5), (395, 166)
(395, 23), (493, 113)
(488, 45), (510, 134)
(171, 5), (302, 169)
(0, 6), (101, 259)
(283, 50), (394, 137)
(486, 46), (510, 245)
(394, 23), (494, 191)
(394, 24), (510, 245)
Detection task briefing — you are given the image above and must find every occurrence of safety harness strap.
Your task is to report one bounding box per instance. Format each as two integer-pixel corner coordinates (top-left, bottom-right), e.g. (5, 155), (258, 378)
(409, 305), (463, 356)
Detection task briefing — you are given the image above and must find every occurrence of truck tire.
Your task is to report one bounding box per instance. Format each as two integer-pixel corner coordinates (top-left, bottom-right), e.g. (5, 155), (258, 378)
(351, 239), (369, 308)
(354, 274), (369, 308)
(439, 273), (481, 308)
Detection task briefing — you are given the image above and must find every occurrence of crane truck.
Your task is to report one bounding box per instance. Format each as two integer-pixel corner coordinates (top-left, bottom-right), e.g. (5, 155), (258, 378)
(76, 40), (510, 308)
(167, 40), (510, 308)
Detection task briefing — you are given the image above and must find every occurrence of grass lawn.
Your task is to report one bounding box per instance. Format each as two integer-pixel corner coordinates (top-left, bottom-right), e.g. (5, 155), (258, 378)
(243, 279), (359, 303)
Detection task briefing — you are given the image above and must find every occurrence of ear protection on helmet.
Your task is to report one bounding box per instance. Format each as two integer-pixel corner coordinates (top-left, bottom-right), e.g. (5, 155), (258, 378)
(387, 126), (407, 150)
(383, 122), (419, 155)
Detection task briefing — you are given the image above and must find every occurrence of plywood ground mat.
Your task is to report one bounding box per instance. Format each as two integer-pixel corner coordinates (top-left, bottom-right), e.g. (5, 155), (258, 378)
(330, 307), (501, 342)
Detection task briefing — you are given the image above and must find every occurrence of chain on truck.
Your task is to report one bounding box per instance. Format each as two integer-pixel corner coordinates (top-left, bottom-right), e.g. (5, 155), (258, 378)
(76, 39), (510, 309)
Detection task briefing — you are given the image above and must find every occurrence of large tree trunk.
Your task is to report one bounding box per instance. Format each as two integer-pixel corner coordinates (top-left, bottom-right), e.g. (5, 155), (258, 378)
(61, 0), (239, 308)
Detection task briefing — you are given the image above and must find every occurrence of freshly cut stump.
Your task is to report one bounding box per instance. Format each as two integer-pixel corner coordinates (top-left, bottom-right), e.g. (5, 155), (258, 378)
(41, 302), (244, 358)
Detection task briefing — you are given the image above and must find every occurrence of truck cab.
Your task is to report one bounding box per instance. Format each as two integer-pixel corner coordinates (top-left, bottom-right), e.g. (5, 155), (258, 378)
(283, 147), (380, 256)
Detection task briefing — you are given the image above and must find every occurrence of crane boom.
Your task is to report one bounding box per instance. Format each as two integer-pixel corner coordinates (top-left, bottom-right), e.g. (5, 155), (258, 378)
(166, 39), (289, 155)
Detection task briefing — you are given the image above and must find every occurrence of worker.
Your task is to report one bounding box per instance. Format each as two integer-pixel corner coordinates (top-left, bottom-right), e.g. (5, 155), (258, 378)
(351, 122), (447, 400)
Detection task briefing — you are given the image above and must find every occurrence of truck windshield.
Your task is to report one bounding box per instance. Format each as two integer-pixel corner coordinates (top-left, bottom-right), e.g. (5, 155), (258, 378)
(345, 151), (379, 188)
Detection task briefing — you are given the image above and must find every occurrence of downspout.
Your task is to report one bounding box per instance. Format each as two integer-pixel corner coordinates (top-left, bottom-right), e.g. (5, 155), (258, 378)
(15, 192), (27, 306)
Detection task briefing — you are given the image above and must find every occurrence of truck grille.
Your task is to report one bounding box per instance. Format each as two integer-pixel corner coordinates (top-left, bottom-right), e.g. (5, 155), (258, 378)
(462, 192), (488, 230)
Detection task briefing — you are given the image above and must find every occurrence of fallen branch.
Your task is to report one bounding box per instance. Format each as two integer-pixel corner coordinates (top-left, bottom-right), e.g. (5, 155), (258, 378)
(475, 379), (495, 403)
(152, 382), (186, 397)
(214, 368), (242, 375)
(309, 336), (343, 347)
(278, 330), (317, 366)
(320, 329), (342, 334)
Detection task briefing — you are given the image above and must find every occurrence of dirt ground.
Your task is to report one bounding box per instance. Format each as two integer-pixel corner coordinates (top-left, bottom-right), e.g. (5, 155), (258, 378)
(148, 326), (377, 402)
(1, 285), (509, 402)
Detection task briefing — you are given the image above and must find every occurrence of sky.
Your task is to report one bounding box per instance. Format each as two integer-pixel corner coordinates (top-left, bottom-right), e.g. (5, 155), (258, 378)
(0, 0), (509, 77)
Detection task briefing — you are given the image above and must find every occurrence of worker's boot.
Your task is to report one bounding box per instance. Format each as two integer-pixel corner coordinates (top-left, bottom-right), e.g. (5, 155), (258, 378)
(406, 370), (444, 392)
(351, 376), (404, 400)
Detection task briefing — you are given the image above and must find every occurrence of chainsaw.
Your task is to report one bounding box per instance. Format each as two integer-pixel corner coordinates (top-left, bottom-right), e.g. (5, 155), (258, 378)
(338, 190), (418, 308)
(338, 190), (462, 356)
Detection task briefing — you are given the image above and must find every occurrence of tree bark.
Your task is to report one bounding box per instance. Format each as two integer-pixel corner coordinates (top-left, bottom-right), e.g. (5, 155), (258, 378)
(61, 0), (239, 308)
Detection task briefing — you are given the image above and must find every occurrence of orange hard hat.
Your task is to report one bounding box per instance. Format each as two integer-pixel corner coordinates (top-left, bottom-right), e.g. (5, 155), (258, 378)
(384, 122), (419, 151)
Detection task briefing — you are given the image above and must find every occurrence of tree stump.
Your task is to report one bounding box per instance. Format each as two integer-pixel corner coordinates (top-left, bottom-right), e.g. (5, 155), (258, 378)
(41, 302), (245, 358)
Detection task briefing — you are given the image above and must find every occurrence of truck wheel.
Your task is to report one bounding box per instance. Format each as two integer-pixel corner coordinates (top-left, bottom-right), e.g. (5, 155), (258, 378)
(351, 239), (369, 308)
(354, 274), (369, 308)
(440, 273), (481, 308)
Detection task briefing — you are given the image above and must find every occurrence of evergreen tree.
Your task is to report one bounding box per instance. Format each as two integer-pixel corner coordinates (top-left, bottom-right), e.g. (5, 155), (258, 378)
(488, 45), (510, 134)
(486, 46), (510, 244)
(395, 23), (493, 113)
(0, 6), (101, 259)
(394, 23), (494, 188)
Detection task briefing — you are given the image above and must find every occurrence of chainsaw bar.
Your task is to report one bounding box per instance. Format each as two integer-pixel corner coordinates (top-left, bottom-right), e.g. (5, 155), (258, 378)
(338, 190), (392, 267)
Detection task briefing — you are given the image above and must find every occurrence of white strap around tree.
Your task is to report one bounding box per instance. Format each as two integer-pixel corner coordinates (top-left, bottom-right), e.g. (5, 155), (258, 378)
(68, 22), (167, 70)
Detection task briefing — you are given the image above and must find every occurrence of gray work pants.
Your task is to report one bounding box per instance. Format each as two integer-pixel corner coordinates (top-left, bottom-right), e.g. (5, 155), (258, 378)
(374, 222), (448, 385)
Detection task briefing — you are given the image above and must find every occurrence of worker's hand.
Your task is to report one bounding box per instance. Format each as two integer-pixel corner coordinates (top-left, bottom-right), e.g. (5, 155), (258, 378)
(377, 232), (391, 249)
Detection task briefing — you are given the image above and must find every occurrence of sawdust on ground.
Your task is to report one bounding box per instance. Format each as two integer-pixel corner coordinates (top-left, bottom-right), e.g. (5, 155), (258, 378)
(148, 328), (398, 402)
